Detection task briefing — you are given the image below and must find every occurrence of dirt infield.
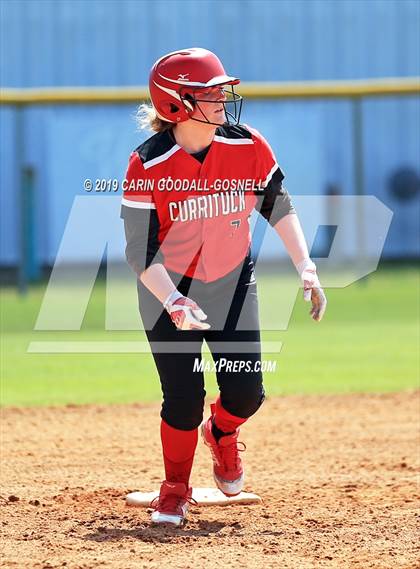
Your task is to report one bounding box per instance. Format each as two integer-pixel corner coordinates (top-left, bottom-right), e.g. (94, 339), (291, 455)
(1, 392), (419, 569)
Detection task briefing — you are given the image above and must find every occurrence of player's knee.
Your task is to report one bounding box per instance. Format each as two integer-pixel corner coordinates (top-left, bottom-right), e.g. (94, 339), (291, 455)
(161, 396), (205, 430)
(222, 381), (265, 419)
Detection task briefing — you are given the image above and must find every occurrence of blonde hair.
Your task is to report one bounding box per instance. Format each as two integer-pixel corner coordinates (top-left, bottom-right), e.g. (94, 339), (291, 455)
(136, 103), (174, 133)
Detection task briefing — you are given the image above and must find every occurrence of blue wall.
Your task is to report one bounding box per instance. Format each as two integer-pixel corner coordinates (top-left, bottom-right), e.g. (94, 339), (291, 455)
(1, 0), (419, 264)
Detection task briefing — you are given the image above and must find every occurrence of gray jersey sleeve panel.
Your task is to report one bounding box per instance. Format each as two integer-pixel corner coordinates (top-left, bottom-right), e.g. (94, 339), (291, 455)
(120, 204), (164, 276)
(254, 167), (296, 226)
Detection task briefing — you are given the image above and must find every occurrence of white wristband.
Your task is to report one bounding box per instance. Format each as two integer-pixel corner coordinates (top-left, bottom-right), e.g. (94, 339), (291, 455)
(163, 289), (183, 311)
(295, 258), (317, 278)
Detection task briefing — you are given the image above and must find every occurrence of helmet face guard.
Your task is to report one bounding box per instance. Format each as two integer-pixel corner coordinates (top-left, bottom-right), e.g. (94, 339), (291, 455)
(180, 85), (243, 126)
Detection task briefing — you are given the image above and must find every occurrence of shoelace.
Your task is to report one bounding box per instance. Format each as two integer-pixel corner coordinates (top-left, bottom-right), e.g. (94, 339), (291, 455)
(220, 441), (246, 472)
(150, 492), (197, 514)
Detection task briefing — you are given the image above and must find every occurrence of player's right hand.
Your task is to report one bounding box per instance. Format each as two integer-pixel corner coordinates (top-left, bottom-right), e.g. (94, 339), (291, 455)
(163, 290), (211, 331)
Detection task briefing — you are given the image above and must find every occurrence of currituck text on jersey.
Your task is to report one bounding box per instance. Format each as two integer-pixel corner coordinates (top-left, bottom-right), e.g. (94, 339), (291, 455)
(169, 190), (246, 222)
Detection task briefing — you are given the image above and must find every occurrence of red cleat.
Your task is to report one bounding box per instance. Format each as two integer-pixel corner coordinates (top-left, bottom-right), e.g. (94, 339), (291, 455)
(201, 406), (246, 496)
(150, 481), (195, 527)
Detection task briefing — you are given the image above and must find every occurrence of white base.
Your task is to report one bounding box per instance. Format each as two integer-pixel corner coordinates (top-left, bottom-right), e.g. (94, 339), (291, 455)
(126, 487), (261, 507)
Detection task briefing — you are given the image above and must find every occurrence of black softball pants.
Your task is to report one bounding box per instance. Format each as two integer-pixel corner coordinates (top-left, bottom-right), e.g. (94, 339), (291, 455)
(137, 251), (265, 430)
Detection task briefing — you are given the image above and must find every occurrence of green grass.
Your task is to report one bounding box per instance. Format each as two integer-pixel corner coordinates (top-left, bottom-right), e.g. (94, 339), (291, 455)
(1, 264), (419, 407)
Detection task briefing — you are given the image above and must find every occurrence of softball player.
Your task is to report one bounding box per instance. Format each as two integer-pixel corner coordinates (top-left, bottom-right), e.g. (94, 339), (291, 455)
(121, 48), (327, 526)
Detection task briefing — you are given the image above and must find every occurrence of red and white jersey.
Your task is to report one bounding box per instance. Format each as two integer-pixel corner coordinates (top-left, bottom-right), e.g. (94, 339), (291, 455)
(121, 124), (294, 283)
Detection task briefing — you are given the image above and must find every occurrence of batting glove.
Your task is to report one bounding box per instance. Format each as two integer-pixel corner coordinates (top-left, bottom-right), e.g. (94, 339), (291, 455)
(296, 259), (327, 322)
(163, 290), (211, 331)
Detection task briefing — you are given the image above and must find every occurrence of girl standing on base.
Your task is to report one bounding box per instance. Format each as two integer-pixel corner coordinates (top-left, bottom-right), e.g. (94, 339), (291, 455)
(121, 48), (326, 526)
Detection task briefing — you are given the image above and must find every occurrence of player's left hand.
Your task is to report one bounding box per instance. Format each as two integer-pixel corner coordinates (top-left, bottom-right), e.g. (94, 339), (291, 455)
(307, 286), (327, 322)
(298, 259), (327, 322)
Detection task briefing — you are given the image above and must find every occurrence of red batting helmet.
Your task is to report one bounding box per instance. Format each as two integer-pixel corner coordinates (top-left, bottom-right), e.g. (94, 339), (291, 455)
(149, 48), (242, 125)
